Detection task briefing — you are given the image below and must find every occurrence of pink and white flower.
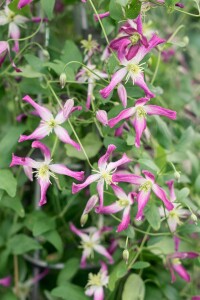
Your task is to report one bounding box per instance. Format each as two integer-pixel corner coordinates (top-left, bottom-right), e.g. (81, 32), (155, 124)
(167, 238), (199, 283)
(108, 97), (176, 148)
(110, 15), (149, 61)
(72, 144), (132, 208)
(70, 223), (113, 267)
(96, 110), (108, 126)
(0, 41), (21, 72)
(18, 96), (81, 151)
(96, 185), (136, 232)
(100, 34), (165, 99)
(85, 262), (109, 300)
(159, 180), (190, 232)
(10, 141), (84, 206)
(0, 5), (28, 52)
(113, 170), (174, 220)
(76, 63), (108, 109)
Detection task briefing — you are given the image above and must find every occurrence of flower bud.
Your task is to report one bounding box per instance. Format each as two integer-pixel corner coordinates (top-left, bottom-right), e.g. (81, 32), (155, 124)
(42, 49), (50, 60)
(123, 249), (129, 264)
(96, 110), (108, 126)
(174, 171), (181, 182)
(80, 214), (88, 227)
(117, 84), (127, 108)
(59, 73), (67, 89)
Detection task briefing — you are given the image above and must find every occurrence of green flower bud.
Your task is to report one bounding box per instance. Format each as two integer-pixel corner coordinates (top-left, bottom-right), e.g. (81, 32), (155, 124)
(123, 249), (129, 264)
(174, 171), (181, 182)
(59, 73), (67, 89)
(80, 214), (88, 227)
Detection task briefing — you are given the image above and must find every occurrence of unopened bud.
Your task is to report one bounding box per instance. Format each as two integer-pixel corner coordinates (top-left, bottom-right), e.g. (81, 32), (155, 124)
(80, 214), (88, 227)
(123, 249), (129, 264)
(59, 73), (67, 89)
(96, 110), (108, 126)
(174, 171), (181, 182)
(42, 49), (50, 60)
(191, 213), (198, 225)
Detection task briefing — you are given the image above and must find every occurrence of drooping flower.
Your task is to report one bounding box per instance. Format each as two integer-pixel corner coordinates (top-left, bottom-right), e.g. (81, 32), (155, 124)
(96, 185), (136, 232)
(80, 194), (99, 227)
(112, 170), (174, 220)
(72, 144), (132, 208)
(0, 41), (21, 72)
(70, 223), (113, 267)
(76, 63), (108, 109)
(159, 180), (190, 232)
(100, 34), (165, 99)
(108, 97), (176, 148)
(167, 238), (199, 283)
(18, 96), (81, 150)
(85, 262), (109, 300)
(10, 141), (84, 206)
(110, 15), (149, 60)
(0, 5), (28, 52)
(18, 0), (33, 9)
(0, 276), (11, 287)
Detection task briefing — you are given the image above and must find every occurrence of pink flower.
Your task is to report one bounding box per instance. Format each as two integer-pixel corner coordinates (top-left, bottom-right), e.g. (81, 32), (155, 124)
(76, 63), (108, 109)
(96, 185), (136, 232)
(81, 194), (99, 226)
(108, 97), (176, 148)
(85, 262), (109, 300)
(159, 180), (190, 232)
(0, 41), (21, 72)
(70, 223), (113, 267)
(110, 15), (149, 61)
(72, 144), (132, 208)
(113, 170), (174, 220)
(10, 141), (84, 206)
(117, 84), (127, 107)
(18, 0), (33, 9)
(100, 34), (165, 99)
(96, 110), (108, 126)
(167, 238), (199, 283)
(18, 96), (81, 150)
(0, 276), (11, 287)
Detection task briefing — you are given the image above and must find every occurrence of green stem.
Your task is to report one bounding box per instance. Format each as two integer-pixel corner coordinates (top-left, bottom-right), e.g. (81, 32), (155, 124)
(174, 7), (200, 17)
(151, 51), (161, 85)
(52, 136), (58, 157)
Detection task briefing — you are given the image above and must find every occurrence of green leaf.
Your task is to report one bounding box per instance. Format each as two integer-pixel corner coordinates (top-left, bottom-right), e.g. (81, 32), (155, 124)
(0, 169), (17, 197)
(66, 132), (102, 160)
(109, 0), (124, 21)
(144, 202), (161, 231)
(33, 217), (56, 237)
(122, 274), (145, 300)
(61, 40), (82, 72)
(106, 53), (119, 75)
(125, 0), (141, 19)
(7, 234), (41, 254)
(8, 0), (30, 15)
(0, 195), (25, 217)
(165, 0), (177, 13)
(41, 0), (55, 19)
(138, 159), (159, 172)
(12, 66), (44, 78)
(24, 54), (44, 72)
(132, 261), (150, 269)
(51, 283), (89, 300)
(108, 261), (128, 291)
(43, 230), (63, 255)
(104, 137), (131, 152)
(57, 258), (79, 285)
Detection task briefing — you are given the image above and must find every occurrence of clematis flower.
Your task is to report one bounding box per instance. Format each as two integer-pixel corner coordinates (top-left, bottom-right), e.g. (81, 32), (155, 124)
(167, 238), (199, 283)
(72, 144), (132, 208)
(18, 96), (81, 150)
(110, 15), (149, 61)
(0, 5), (29, 52)
(100, 34), (165, 99)
(70, 223), (113, 267)
(80, 194), (99, 227)
(159, 180), (190, 232)
(0, 276), (11, 287)
(80, 34), (99, 62)
(0, 41), (21, 72)
(108, 97), (176, 148)
(96, 110), (108, 126)
(112, 170), (174, 220)
(18, 0), (33, 9)
(85, 262), (109, 300)
(10, 141), (84, 206)
(96, 185), (136, 232)
(76, 63), (108, 109)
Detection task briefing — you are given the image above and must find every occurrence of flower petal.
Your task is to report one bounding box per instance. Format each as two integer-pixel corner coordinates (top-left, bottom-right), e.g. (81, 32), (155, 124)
(172, 263), (190, 282)
(107, 153), (132, 172)
(134, 73), (155, 98)
(135, 190), (151, 221)
(133, 115), (147, 148)
(142, 170), (155, 182)
(38, 179), (50, 206)
(98, 144), (116, 170)
(94, 287), (104, 300)
(93, 245), (114, 264)
(111, 184), (128, 200)
(9, 23), (20, 52)
(108, 107), (135, 128)
(96, 110), (108, 126)
(100, 68), (127, 99)
(166, 180), (176, 202)
(145, 105), (177, 119)
(63, 99), (74, 120)
(83, 195), (99, 215)
(32, 141), (51, 161)
(49, 164), (84, 181)
(10, 154), (39, 169)
(22, 95), (53, 121)
(18, 123), (50, 143)
(97, 180), (104, 208)
(54, 125), (81, 150)
(18, 0), (33, 9)
(152, 183), (174, 211)
(72, 174), (100, 194)
(96, 202), (122, 214)
(69, 222), (88, 240)
(23, 166), (33, 181)
(117, 84), (127, 107)
(117, 206), (131, 232)
(112, 173), (145, 185)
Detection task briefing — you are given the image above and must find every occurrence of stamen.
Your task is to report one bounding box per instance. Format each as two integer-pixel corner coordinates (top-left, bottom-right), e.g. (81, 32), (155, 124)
(139, 180), (152, 192)
(117, 199), (130, 207)
(136, 106), (147, 118)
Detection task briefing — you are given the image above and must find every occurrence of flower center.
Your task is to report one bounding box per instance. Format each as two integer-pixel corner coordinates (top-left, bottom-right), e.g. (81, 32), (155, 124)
(127, 63), (141, 74)
(139, 180), (152, 192)
(87, 273), (102, 287)
(34, 163), (57, 182)
(117, 199), (130, 207)
(130, 33), (141, 45)
(7, 11), (15, 22)
(101, 171), (112, 186)
(47, 118), (57, 129)
(136, 106), (147, 118)
(172, 258), (181, 265)
(81, 34), (98, 53)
